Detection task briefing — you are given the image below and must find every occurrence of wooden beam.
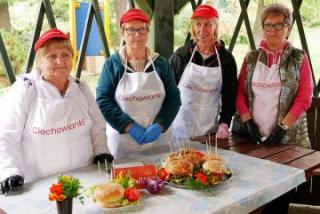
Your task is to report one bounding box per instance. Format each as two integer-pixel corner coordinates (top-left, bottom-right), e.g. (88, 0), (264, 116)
(184, 0), (203, 44)
(174, 0), (189, 15)
(0, 34), (15, 84)
(135, 0), (154, 18)
(228, 0), (250, 53)
(291, 0), (316, 95)
(75, 3), (94, 80)
(24, 0), (56, 73)
(154, 0), (174, 58)
(238, 0), (255, 50)
(129, 0), (135, 9)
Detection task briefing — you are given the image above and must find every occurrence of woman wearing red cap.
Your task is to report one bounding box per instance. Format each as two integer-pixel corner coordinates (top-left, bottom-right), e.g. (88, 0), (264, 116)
(0, 28), (113, 194)
(232, 3), (313, 147)
(96, 9), (181, 159)
(169, 5), (237, 140)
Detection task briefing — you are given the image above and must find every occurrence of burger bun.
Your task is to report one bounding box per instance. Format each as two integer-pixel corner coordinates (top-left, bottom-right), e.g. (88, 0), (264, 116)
(93, 182), (124, 208)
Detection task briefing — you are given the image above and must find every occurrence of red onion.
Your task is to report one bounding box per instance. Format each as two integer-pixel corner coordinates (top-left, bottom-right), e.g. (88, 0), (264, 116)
(143, 178), (164, 194)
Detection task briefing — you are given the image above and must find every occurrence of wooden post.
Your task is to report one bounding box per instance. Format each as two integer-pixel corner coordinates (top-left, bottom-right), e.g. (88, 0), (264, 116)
(154, 0), (174, 58)
(24, 0), (56, 73)
(0, 34), (15, 84)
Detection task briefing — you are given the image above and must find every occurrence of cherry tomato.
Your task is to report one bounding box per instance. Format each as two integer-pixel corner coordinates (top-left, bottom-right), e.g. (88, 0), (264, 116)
(194, 172), (208, 185)
(124, 187), (140, 202)
(195, 151), (205, 158)
(158, 168), (169, 181)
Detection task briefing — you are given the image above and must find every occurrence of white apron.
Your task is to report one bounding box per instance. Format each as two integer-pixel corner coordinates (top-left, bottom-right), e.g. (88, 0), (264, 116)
(172, 47), (222, 139)
(252, 53), (281, 137)
(107, 55), (170, 159)
(21, 77), (93, 182)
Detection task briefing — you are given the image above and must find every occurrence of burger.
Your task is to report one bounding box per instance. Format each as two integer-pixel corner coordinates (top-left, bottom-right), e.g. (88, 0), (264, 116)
(202, 159), (226, 174)
(202, 159), (230, 185)
(93, 182), (124, 208)
(164, 158), (194, 177)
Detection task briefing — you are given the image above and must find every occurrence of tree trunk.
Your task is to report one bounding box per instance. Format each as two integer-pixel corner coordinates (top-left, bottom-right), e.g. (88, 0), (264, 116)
(252, 0), (264, 47)
(0, 0), (11, 31)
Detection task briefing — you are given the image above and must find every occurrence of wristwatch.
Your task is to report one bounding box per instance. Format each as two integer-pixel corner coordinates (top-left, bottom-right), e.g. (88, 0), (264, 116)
(278, 122), (289, 131)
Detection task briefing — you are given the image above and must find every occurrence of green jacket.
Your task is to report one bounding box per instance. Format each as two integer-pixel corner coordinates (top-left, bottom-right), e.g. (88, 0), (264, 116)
(96, 51), (181, 133)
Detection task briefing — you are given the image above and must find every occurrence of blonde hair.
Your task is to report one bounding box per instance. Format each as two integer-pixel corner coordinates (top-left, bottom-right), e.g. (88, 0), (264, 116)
(35, 39), (73, 69)
(190, 17), (220, 44)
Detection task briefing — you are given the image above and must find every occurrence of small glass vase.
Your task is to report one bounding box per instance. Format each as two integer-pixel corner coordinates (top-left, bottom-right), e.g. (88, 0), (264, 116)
(56, 198), (73, 214)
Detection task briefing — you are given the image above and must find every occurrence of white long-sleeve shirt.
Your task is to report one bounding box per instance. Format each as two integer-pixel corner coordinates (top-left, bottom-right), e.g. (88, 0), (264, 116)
(0, 70), (110, 183)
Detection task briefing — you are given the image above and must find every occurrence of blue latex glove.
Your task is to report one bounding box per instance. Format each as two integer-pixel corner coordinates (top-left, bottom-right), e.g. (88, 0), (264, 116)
(128, 122), (145, 145)
(141, 123), (162, 144)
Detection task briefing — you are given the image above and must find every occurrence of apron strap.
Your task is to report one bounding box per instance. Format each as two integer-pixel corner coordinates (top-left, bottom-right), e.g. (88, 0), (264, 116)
(190, 45), (222, 69)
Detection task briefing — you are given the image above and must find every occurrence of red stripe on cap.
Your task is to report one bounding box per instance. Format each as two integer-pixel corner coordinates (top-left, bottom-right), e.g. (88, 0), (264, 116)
(191, 5), (219, 19)
(34, 28), (69, 52)
(120, 9), (150, 26)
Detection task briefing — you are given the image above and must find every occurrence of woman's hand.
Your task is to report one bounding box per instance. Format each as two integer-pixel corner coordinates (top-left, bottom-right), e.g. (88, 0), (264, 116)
(0, 175), (24, 195)
(93, 153), (114, 164)
(128, 122), (146, 145)
(216, 123), (231, 139)
(140, 123), (162, 144)
(263, 125), (287, 145)
(244, 119), (261, 144)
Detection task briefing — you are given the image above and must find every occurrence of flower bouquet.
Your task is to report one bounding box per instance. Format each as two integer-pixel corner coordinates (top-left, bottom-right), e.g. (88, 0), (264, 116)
(49, 175), (83, 214)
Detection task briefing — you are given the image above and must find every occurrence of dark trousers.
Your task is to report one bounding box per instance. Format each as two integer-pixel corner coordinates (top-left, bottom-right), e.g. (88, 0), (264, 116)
(261, 192), (291, 214)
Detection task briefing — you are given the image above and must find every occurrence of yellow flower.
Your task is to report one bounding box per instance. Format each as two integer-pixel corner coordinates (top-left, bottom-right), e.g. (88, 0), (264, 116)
(62, 175), (71, 181)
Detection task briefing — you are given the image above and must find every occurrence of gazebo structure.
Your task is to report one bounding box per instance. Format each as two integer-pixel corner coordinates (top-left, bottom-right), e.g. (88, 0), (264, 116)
(1, 0), (319, 149)
(0, 0), (320, 209)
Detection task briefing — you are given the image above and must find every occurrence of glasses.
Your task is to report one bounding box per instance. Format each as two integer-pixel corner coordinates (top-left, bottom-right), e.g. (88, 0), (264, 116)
(125, 27), (149, 35)
(263, 22), (288, 32)
(46, 53), (72, 63)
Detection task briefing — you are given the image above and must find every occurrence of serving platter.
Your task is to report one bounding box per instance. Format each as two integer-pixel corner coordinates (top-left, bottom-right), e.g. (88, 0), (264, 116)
(164, 166), (233, 189)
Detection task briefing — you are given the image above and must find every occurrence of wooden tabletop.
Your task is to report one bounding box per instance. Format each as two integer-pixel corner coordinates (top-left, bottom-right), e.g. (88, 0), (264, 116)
(192, 135), (320, 180)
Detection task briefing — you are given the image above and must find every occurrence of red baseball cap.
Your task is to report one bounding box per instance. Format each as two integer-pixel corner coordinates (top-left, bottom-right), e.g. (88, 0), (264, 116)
(191, 5), (219, 19)
(120, 9), (150, 26)
(34, 28), (69, 52)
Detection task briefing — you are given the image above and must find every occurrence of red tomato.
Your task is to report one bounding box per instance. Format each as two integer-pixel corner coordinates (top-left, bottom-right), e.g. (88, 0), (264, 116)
(212, 171), (225, 177)
(195, 151), (205, 158)
(194, 172), (208, 185)
(124, 187), (140, 202)
(158, 168), (169, 181)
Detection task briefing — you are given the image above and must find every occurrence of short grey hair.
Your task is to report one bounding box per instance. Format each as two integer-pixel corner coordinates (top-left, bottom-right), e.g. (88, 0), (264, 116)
(261, 3), (292, 27)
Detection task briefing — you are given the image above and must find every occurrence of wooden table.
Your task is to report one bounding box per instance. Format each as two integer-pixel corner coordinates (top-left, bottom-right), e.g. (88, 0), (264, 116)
(192, 135), (320, 180)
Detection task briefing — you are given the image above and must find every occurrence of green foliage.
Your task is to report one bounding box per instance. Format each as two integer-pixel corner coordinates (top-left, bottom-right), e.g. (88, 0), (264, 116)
(58, 175), (82, 200)
(300, 0), (320, 27)
(0, 30), (26, 82)
(238, 35), (248, 44)
(108, 1), (120, 48)
(51, 0), (69, 22)
(220, 33), (231, 45)
(185, 178), (206, 190)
